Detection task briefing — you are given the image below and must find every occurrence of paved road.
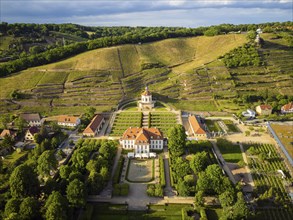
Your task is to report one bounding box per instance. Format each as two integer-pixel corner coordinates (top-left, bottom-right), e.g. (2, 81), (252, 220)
(210, 140), (237, 184)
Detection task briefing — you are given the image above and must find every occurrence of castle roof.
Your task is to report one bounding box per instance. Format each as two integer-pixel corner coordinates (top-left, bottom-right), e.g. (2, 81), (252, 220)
(121, 127), (163, 143)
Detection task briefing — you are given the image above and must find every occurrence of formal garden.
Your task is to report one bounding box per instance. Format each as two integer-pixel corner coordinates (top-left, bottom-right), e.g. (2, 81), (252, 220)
(126, 159), (154, 183)
(149, 112), (178, 135)
(110, 112), (142, 136)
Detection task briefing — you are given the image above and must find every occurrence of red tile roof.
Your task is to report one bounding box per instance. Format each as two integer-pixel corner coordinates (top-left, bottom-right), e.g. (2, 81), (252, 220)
(83, 115), (104, 135)
(188, 115), (206, 135)
(57, 115), (79, 124)
(121, 127), (163, 143)
(258, 104), (272, 110)
(282, 102), (293, 111)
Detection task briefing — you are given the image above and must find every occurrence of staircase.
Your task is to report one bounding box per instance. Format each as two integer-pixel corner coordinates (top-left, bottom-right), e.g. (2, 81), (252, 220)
(142, 112), (149, 128)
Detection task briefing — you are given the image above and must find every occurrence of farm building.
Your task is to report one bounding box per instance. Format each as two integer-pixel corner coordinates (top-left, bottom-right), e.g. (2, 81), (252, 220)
(256, 104), (272, 116)
(120, 127), (163, 158)
(188, 115), (207, 138)
(281, 102), (293, 114)
(83, 115), (105, 137)
(20, 113), (42, 126)
(138, 86), (156, 110)
(57, 115), (81, 127)
(25, 126), (39, 141)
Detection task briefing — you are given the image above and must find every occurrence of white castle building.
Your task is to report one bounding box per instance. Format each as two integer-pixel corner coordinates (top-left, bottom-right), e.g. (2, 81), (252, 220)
(138, 86), (156, 110)
(120, 127), (163, 158)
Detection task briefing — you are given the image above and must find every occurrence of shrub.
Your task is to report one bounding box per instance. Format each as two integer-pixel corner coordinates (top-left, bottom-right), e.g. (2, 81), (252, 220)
(113, 183), (129, 196)
(113, 156), (124, 184)
(147, 184), (163, 197)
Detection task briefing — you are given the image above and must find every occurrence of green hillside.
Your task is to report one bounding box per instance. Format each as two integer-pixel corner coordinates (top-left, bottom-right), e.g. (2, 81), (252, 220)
(0, 33), (292, 115)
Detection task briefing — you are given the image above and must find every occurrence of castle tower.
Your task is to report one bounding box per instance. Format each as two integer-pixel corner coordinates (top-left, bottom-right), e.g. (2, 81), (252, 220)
(138, 86), (156, 110)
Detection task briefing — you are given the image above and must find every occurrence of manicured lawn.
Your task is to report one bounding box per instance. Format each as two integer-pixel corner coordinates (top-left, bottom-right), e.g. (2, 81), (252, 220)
(82, 203), (194, 220)
(216, 139), (243, 163)
(222, 120), (239, 132)
(205, 120), (222, 132)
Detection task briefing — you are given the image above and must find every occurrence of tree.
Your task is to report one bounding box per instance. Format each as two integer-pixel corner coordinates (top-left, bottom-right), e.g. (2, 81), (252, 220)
(177, 180), (190, 197)
(45, 191), (68, 220)
(99, 140), (117, 161)
(9, 164), (39, 198)
(232, 192), (249, 219)
(195, 190), (204, 207)
(190, 152), (209, 173)
(4, 198), (20, 218)
(71, 148), (90, 170)
(15, 117), (27, 132)
(245, 130), (250, 136)
(87, 171), (103, 194)
(100, 166), (109, 181)
(167, 125), (186, 157)
(66, 179), (86, 208)
(19, 197), (39, 220)
(247, 30), (257, 40)
(59, 165), (72, 180)
(37, 150), (58, 178)
(219, 190), (236, 208)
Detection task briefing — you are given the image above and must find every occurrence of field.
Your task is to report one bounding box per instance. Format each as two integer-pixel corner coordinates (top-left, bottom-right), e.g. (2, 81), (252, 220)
(244, 143), (293, 219)
(82, 203), (194, 220)
(217, 139), (243, 163)
(110, 112), (142, 136)
(270, 123), (293, 159)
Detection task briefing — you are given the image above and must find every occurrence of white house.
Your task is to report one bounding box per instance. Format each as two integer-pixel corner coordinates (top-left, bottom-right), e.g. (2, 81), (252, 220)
(57, 115), (81, 127)
(120, 127), (163, 158)
(256, 104), (272, 116)
(25, 126), (39, 141)
(138, 86), (156, 110)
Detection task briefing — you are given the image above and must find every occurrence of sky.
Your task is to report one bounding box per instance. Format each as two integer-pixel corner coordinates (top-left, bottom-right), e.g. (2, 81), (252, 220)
(1, 0), (292, 27)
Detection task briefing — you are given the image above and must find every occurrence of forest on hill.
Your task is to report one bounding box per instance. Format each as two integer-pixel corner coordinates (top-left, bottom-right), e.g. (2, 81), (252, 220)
(0, 21), (292, 77)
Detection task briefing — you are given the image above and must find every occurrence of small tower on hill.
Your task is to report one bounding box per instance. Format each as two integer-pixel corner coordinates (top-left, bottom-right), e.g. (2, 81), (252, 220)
(138, 86), (156, 110)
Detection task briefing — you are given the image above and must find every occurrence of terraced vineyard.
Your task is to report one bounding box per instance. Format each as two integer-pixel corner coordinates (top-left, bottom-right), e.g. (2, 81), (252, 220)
(245, 144), (293, 219)
(149, 112), (178, 135)
(0, 33), (292, 115)
(110, 112), (142, 136)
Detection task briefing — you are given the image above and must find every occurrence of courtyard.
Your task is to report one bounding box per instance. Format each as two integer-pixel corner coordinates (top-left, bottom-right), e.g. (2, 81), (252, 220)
(127, 159), (154, 183)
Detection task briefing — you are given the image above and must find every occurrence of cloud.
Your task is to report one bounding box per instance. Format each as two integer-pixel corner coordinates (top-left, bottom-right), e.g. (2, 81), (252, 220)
(1, 0), (292, 26)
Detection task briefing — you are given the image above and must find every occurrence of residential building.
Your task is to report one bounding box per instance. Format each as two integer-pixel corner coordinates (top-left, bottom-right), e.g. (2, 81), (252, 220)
(0, 129), (16, 140)
(82, 115), (105, 137)
(120, 127), (163, 158)
(281, 102), (293, 114)
(25, 126), (39, 141)
(256, 104), (272, 116)
(188, 115), (207, 137)
(57, 115), (81, 127)
(138, 86), (156, 110)
(20, 113), (42, 126)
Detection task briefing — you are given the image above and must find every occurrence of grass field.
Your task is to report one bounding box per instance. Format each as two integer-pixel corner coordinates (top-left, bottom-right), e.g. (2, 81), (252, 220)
(270, 123), (293, 159)
(217, 139), (243, 163)
(82, 203), (194, 220)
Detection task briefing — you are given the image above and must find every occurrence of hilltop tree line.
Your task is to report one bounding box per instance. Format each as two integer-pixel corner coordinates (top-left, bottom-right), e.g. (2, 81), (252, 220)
(0, 21), (292, 77)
